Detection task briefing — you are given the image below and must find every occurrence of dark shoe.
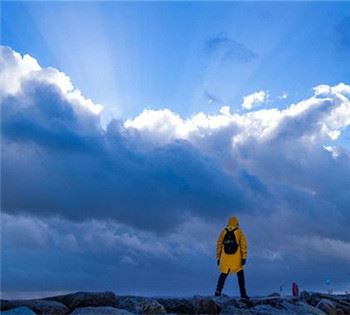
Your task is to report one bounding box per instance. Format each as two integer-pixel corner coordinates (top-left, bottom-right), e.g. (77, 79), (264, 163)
(215, 290), (221, 296)
(241, 295), (250, 301)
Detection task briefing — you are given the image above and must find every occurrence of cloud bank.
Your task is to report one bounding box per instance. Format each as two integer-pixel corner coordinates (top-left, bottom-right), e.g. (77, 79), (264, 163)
(1, 46), (350, 297)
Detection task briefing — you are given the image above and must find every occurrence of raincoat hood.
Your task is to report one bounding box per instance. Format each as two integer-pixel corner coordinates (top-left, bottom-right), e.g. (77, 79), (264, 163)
(227, 216), (239, 227)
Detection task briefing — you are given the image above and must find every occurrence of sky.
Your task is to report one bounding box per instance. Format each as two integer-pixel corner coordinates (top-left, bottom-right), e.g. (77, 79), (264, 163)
(1, 1), (350, 299)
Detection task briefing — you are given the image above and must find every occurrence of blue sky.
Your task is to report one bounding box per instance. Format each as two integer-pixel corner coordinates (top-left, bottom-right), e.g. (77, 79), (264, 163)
(1, 1), (350, 299)
(3, 1), (350, 119)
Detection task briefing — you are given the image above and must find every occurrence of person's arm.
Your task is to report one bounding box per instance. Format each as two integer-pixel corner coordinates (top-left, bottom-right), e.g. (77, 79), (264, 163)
(216, 229), (225, 261)
(239, 229), (248, 263)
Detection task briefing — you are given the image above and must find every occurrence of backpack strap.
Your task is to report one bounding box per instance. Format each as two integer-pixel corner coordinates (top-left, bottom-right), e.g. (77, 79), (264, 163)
(226, 227), (238, 232)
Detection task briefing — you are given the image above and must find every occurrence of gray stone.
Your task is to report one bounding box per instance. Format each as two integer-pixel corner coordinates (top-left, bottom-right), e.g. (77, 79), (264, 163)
(1, 307), (36, 315)
(157, 298), (196, 314)
(268, 293), (281, 298)
(310, 293), (323, 307)
(300, 291), (312, 303)
(220, 305), (253, 315)
(242, 299), (326, 315)
(115, 297), (166, 314)
(210, 296), (251, 315)
(70, 306), (134, 315)
(0, 299), (69, 314)
(44, 291), (117, 310)
(1, 291), (348, 315)
(192, 296), (221, 314)
(251, 304), (282, 315)
(280, 301), (326, 315)
(316, 299), (337, 315)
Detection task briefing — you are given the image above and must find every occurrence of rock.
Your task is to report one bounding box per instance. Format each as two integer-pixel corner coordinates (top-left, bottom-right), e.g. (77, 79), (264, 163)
(300, 291), (312, 303)
(212, 296), (245, 308)
(268, 293), (281, 298)
(192, 296), (221, 314)
(157, 295), (327, 315)
(281, 301), (326, 315)
(220, 305), (253, 315)
(157, 298), (196, 314)
(1, 291), (347, 315)
(0, 299), (69, 314)
(310, 293), (323, 307)
(44, 291), (117, 310)
(142, 299), (166, 315)
(316, 296), (350, 314)
(248, 300), (326, 315)
(70, 306), (134, 315)
(1, 307), (37, 315)
(248, 296), (285, 309)
(251, 304), (282, 315)
(157, 296), (220, 314)
(211, 296), (251, 315)
(316, 299), (337, 315)
(115, 297), (166, 314)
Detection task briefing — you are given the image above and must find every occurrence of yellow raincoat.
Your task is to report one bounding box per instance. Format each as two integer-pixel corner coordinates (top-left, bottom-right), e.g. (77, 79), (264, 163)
(216, 216), (247, 274)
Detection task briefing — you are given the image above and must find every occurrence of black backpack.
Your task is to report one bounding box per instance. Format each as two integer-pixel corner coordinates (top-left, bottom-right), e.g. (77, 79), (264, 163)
(223, 227), (239, 255)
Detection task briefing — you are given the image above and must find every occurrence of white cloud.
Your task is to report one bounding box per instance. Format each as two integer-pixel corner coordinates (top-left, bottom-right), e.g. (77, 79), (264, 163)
(124, 84), (350, 148)
(0, 47), (40, 96)
(278, 92), (288, 100)
(0, 46), (103, 115)
(324, 145), (340, 159)
(242, 90), (269, 110)
(219, 105), (231, 115)
(314, 83), (350, 97)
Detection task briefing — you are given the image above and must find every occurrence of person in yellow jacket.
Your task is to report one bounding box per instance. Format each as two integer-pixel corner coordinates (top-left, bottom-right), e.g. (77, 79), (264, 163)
(215, 216), (249, 299)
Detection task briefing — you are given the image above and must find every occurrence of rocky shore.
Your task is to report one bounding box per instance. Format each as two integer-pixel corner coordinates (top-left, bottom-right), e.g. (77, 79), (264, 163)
(1, 291), (350, 315)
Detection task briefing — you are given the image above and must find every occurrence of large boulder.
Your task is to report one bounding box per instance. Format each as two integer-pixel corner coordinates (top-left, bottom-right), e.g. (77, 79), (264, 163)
(268, 293), (281, 298)
(279, 301), (326, 315)
(249, 296), (284, 306)
(315, 295), (350, 314)
(316, 299), (337, 315)
(220, 305), (253, 315)
(157, 298), (196, 314)
(301, 292), (323, 307)
(0, 299), (69, 314)
(157, 296), (221, 314)
(192, 296), (221, 314)
(250, 304), (283, 315)
(249, 298), (325, 315)
(213, 296), (248, 309)
(300, 291), (313, 303)
(70, 306), (134, 315)
(44, 291), (117, 310)
(1, 307), (37, 315)
(213, 296), (250, 315)
(115, 297), (166, 314)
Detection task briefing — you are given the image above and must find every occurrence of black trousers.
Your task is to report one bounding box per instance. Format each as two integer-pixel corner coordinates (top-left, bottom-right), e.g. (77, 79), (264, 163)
(216, 270), (248, 297)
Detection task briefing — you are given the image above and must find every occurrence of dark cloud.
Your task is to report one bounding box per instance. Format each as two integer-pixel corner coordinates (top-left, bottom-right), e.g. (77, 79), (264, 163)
(205, 34), (257, 63)
(2, 212), (350, 298)
(1, 47), (350, 297)
(1, 77), (252, 233)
